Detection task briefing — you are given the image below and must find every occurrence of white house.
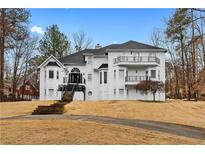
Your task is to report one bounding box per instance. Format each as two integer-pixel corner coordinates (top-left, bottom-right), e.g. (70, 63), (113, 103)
(38, 40), (166, 101)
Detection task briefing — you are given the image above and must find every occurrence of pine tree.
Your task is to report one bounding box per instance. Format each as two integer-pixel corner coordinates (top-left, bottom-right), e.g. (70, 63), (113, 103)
(39, 24), (70, 59)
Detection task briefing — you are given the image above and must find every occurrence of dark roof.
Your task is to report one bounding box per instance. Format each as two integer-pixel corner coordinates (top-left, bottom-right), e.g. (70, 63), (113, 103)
(46, 62), (60, 67)
(59, 40), (166, 64)
(98, 64), (108, 69)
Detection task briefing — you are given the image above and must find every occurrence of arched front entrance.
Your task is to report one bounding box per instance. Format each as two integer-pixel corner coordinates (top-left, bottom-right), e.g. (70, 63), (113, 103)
(69, 67), (82, 84)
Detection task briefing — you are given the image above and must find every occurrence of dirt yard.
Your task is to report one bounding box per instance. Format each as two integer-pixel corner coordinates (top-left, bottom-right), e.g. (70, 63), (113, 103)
(0, 100), (205, 144)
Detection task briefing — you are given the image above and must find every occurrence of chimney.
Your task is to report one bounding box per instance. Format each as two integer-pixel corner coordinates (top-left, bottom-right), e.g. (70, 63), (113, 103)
(95, 43), (102, 49)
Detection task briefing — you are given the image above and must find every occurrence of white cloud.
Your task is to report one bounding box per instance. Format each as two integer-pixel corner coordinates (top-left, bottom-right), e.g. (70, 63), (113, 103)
(31, 25), (44, 35)
(112, 41), (118, 44)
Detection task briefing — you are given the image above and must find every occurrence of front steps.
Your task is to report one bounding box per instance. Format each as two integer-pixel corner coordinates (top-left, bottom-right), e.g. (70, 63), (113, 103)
(32, 102), (67, 115)
(32, 83), (83, 115)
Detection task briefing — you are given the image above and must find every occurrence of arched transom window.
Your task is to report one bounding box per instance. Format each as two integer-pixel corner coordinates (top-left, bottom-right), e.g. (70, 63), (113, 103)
(71, 67), (80, 73)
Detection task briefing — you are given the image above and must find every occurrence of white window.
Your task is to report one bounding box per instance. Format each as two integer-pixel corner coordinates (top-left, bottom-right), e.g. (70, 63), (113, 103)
(88, 74), (92, 81)
(63, 77), (67, 83)
(87, 56), (92, 64)
(48, 89), (54, 96)
(57, 71), (59, 79)
(100, 72), (102, 84)
(119, 70), (124, 79)
(45, 71), (46, 80)
(88, 91), (92, 96)
(113, 89), (116, 95)
(149, 53), (156, 57)
(25, 85), (30, 90)
(104, 72), (107, 84)
(114, 70), (116, 79)
(119, 89), (124, 94)
(49, 70), (54, 79)
(134, 52), (140, 57)
(158, 70), (160, 80)
(151, 70), (156, 78)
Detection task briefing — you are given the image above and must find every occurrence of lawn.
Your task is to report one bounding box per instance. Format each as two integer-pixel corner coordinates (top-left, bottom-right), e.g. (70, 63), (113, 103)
(65, 99), (205, 129)
(0, 100), (205, 144)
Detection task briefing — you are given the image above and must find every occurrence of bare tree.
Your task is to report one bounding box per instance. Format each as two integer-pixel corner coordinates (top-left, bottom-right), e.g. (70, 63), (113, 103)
(150, 28), (182, 98)
(21, 36), (38, 99)
(0, 9), (30, 98)
(7, 32), (38, 98)
(136, 80), (164, 101)
(72, 31), (93, 52)
(150, 28), (163, 47)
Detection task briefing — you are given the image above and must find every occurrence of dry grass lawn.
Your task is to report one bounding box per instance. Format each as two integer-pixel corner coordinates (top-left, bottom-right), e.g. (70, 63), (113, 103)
(65, 99), (205, 129)
(1, 119), (204, 144)
(0, 99), (205, 144)
(0, 100), (53, 118)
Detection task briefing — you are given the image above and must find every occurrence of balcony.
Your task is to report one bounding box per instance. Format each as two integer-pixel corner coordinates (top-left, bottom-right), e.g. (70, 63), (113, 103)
(125, 75), (150, 85)
(114, 56), (160, 66)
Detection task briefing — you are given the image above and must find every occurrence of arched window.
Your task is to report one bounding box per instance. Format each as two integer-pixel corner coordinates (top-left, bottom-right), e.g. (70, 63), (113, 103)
(69, 67), (82, 83)
(71, 67), (80, 73)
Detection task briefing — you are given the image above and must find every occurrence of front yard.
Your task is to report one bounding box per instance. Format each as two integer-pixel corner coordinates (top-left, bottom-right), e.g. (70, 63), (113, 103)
(0, 100), (205, 144)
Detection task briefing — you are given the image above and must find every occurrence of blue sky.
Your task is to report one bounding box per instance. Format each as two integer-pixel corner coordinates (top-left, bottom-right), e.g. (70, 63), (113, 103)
(29, 8), (175, 46)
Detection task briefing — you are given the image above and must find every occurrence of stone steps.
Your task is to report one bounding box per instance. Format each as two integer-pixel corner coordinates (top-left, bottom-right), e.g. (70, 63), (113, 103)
(32, 103), (66, 115)
(32, 87), (76, 115)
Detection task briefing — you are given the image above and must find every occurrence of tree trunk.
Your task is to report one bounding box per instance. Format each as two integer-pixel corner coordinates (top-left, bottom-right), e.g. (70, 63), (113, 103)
(184, 48), (191, 100)
(191, 9), (197, 99)
(174, 66), (181, 99)
(21, 56), (29, 100)
(200, 13), (205, 67)
(12, 53), (19, 99)
(180, 34), (186, 99)
(153, 92), (156, 101)
(0, 9), (5, 99)
(0, 35), (4, 99)
(12, 69), (17, 99)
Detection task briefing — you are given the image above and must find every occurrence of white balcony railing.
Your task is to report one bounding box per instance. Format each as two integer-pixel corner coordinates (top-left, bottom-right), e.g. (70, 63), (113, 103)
(114, 56), (160, 65)
(125, 76), (151, 82)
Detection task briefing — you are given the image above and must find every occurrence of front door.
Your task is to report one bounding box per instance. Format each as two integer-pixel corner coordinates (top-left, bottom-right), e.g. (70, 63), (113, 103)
(70, 73), (82, 83)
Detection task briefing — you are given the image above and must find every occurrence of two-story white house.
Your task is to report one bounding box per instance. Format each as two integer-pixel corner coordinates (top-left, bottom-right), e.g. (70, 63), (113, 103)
(38, 40), (166, 101)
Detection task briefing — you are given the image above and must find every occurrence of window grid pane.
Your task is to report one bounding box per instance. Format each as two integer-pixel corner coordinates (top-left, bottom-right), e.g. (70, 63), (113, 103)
(104, 72), (107, 84)
(151, 70), (156, 78)
(100, 72), (102, 84)
(49, 70), (54, 79)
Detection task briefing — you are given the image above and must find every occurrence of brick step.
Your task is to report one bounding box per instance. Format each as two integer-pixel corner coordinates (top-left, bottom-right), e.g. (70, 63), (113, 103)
(32, 103), (66, 115)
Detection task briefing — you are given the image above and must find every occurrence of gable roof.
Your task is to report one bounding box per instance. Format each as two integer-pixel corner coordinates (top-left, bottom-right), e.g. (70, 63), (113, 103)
(38, 55), (65, 69)
(58, 40), (166, 65)
(98, 64), (108, 69)
(46, 61), (60, 67)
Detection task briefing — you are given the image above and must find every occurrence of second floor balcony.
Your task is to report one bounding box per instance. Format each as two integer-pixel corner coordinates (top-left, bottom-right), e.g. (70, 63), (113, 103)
(114, 56), (160, 66)
(125, 75), (151, 85)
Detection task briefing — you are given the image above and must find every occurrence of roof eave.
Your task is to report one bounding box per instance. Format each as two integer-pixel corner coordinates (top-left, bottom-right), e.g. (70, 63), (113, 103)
(106, 49), (166, 52)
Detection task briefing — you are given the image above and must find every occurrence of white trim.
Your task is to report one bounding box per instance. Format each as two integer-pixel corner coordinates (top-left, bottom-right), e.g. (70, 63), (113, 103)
(106, 49), (166, 52)
(38, 55), (65, 69)
(83, 53), (94, 56)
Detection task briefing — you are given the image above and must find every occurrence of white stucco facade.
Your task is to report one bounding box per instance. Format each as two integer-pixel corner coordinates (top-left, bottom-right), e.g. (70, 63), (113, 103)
(38, 41), (166, 101)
